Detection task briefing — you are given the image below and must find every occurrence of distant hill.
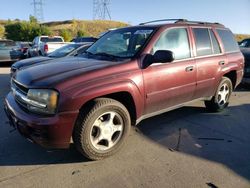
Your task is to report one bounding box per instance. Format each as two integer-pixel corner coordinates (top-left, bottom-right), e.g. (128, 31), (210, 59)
(0, 19), (249, 42)
(0, 19), (129, 40)
(235, 34), (250, 42)
(42, 19), (129, 37)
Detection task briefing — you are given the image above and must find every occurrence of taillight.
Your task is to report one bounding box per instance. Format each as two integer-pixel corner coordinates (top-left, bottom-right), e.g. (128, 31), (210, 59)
(44, 44), (48, 53)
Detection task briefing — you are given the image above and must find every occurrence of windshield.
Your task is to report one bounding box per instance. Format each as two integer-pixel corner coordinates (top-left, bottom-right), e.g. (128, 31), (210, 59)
(239, 39), (250, 48)
(86, 27), (155, 58)
(48, 44), (81, 57)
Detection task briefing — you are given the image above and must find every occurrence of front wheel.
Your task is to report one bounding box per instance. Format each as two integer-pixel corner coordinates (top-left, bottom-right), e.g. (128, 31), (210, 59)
(73, 98), (131, 160)
(205, 77), (233, 112)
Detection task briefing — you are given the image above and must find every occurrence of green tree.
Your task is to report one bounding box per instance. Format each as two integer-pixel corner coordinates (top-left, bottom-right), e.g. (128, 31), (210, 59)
(77, 30), (85, 37)
(5, 21), (51, 41)
(59, 29), (72, 42)
(29, 15), (38, 24)
(0, 25), (5, 38)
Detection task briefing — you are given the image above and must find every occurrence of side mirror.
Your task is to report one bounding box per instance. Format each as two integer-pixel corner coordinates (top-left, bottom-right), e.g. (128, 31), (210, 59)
(153, 50), (175, 63)
(142, 50), (174, 69)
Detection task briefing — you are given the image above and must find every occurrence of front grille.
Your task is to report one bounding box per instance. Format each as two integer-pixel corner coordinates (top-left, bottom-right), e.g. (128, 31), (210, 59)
(11, 79), (29, 109)
(11, 79), (28, 95)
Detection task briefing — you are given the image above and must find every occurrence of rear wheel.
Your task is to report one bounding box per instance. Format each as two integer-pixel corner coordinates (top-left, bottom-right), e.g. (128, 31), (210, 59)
(73, 98), (131, 160)
(205, 77), (233, 112)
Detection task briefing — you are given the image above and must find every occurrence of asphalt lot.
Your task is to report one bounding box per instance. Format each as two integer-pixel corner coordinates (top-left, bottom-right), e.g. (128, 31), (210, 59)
(0, 66), (250, 188)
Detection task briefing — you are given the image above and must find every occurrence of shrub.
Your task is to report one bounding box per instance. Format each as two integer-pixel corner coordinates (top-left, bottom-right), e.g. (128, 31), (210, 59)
(59, 29), (72, 42)
(5, 21), (51, 41)
(0, 25), (5, 38)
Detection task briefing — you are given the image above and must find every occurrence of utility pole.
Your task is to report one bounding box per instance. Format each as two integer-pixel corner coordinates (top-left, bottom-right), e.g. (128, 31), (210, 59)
(93, 0), (111, 20)
(31, 0), (44, 22)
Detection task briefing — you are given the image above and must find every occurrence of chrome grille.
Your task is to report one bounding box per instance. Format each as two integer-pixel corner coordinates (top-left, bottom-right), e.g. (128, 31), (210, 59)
(11, 79), (29, 109)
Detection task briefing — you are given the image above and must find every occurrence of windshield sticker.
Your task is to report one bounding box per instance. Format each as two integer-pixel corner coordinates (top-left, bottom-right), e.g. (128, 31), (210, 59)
(134, 30), (153, 35)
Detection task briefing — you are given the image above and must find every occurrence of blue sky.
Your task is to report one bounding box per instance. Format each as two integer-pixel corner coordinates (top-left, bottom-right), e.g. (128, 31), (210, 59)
(0, 0), (249, 34)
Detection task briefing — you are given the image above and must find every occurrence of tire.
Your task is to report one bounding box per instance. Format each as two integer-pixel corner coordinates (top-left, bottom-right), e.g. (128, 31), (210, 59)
(205, 77), (233, 112)
(73, 98), (131, 160)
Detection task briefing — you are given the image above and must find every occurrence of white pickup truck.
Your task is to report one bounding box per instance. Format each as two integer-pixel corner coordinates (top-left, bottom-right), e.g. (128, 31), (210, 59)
(28, 36), (69, 57)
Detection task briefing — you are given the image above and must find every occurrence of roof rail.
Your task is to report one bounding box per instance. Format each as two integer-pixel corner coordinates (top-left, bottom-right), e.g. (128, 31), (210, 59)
(139, 19), (188, 25)
(176, 20), (224, 26)
(139, 19), (224, 26)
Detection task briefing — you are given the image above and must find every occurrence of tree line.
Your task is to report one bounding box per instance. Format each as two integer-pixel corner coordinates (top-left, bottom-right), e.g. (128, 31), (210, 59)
(1, 16), (85, 42)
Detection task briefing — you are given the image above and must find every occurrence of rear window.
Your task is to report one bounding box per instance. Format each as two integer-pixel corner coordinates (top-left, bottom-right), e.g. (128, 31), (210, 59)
(216, 29), (239, 53)
(0, 41), (16, 49)
(41, 37), (63, 42)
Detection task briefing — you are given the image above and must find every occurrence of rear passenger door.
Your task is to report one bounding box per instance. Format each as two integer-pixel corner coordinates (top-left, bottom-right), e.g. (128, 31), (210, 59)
(192, 27), (225, 99)
(143, 27), (197, 114)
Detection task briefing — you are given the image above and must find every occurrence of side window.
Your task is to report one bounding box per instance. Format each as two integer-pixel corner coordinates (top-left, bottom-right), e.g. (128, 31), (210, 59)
(152, 28), (191, 60)
(216, 29), (239, 52)
(193, 28), (212, 56)
(209, 29), (221, 54)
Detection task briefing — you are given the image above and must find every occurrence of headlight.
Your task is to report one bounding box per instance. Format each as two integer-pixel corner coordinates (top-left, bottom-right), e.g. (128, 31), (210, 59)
(27, 89), (59, 115)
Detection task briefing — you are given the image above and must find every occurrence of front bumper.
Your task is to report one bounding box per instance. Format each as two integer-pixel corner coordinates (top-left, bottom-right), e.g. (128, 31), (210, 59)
(4, 92), (79, 149)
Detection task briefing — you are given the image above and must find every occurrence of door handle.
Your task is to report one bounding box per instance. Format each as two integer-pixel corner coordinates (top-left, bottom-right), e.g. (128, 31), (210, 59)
(185, 66), (194, 72)
(219, 61), (225, 65)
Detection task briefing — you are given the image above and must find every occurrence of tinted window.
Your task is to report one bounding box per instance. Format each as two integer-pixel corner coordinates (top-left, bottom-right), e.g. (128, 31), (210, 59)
(152, 28), (191, 60)
(209, 29), (221, 54)
(193, 28), (212, 56)
(0, 41), (16, 49)
(48, 44), (80, 57)
(41, 37), (63, 42)
(216, 29), (239, 52)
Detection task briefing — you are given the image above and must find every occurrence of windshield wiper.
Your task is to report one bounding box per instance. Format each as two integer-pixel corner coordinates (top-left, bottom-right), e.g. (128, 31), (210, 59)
(94, 52), (120, 60)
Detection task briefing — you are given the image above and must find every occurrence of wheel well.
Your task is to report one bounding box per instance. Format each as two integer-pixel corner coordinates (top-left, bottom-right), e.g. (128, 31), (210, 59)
(223, 71), (237, 88)
(79, 92), (137, 126)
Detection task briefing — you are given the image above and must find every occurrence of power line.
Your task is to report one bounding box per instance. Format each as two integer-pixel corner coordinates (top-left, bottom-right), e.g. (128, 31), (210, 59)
(93, 0), (111, 20)
(31, 0), (44, 22)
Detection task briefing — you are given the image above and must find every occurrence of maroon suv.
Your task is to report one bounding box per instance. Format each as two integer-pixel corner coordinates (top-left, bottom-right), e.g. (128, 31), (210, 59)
(4, 19), (244, 160)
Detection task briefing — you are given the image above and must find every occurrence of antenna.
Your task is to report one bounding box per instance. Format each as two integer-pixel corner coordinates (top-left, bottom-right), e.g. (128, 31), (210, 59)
(31, 0), (44, 22)
(93, 0), (111, 20)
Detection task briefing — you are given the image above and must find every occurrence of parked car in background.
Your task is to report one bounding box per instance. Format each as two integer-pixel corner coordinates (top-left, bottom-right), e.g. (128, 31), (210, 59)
(28, 36), (68, 57)
(15, 41), (32, 59)
(239, 38), (250, 48)
(5, 19), (244, 161)
(11, 42), (92, 75)
(0, 39), (23, 63)
(240, 48), (250, 85)
(71, 37), (98, 43)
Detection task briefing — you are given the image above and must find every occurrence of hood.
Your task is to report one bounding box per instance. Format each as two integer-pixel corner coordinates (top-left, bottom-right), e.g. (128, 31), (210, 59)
(12, 56), (52, 70)
(14, 56), (118, 88)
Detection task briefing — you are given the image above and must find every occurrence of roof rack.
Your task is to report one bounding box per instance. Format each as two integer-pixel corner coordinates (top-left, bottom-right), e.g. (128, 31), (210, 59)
(139, 19), (188, 25)
(139, 19), (224, 26)
(176, 20), (224, 26)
